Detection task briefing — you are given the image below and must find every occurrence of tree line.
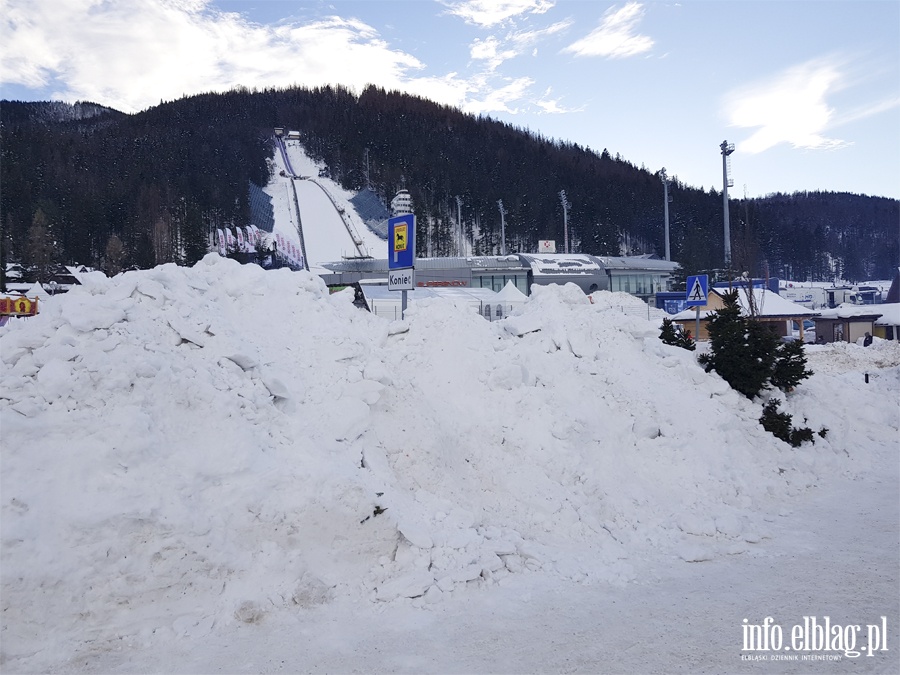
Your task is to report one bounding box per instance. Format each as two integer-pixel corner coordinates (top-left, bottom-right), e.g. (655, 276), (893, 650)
(1, 86), (896, 287)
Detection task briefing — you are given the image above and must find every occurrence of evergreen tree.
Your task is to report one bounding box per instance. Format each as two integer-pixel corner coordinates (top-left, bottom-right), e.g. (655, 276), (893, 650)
(698, 288), (813, 402)
(659, 317), (696, 351)
(771, 339), (813, 393)
(698, 290), (778, 399)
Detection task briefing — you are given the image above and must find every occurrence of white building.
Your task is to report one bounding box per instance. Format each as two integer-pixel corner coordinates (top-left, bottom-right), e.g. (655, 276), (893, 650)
(390, 189), (413, 217)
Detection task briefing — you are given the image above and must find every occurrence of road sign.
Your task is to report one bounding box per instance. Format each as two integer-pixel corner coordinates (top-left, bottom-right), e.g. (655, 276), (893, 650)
(388, 215), (415, 269)
(388, 268), (415, 291)
(685, 274), (709, 307)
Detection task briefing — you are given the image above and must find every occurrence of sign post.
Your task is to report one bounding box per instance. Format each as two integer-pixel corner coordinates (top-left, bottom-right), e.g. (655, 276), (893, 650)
(388, 214), (416, 319)
(685, 274), (709, 341)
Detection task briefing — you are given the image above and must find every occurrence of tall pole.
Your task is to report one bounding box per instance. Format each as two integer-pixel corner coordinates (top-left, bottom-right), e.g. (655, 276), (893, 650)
(559, 190), (570, 254)
(661, 168), (671, 261)
(456, 196), (463, 257)
(720, 140), (735, 268)
(497, 200), (507, 255)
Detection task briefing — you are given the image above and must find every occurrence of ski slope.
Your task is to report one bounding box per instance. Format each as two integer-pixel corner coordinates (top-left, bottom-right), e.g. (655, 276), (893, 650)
(266, 137), (388, 266)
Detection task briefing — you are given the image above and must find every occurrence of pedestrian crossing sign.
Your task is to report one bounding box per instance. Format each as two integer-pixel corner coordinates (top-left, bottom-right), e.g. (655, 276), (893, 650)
(685, 274), (709, 307)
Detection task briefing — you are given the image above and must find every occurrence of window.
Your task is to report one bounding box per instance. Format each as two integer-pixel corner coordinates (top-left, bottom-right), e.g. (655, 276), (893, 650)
(495, 304), (503, 318)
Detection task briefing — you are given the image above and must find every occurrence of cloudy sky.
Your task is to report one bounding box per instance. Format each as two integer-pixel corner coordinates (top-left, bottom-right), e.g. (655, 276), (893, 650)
(3, 0), (899, 199)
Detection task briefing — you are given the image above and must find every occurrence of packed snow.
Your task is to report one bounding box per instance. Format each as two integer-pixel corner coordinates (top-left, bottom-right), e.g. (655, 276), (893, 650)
(1, 256), (898, 672)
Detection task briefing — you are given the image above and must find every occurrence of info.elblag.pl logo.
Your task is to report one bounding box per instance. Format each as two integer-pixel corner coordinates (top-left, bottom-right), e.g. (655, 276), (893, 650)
(741, 616), (889, 661)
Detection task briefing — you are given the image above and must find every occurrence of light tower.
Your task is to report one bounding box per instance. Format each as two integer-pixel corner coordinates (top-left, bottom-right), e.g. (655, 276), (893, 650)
(720, 140), (735, 267)
(497, 200), (507, 255)
(559, 190), (570, 254)
(455, 195), (464, 256)
(661, 168), (671, 261)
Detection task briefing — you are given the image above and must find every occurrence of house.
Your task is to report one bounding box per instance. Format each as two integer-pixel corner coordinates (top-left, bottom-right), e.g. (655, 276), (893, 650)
(670, 286), (818, 341)
(873, 303), (900, 342)
(813, 306), (883, 344)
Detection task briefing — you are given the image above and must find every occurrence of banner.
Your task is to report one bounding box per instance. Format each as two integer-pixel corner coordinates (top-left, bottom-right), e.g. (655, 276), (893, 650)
(0, 296), (39, 316)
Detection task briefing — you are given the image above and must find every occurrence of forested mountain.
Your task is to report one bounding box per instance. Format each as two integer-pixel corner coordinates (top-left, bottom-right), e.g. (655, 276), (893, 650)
(1, 86), (897, 286)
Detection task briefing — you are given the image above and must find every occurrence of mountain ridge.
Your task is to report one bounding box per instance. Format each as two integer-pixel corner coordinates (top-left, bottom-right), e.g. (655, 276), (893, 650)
(1, 87), (896, 283)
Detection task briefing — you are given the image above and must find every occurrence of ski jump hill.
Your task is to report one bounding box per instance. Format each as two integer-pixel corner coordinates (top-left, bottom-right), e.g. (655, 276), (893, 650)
(268, 135), (387, 269)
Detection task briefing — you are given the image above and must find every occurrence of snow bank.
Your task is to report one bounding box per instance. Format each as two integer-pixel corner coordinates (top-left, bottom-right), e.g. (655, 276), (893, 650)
(2, 256), (897, 664)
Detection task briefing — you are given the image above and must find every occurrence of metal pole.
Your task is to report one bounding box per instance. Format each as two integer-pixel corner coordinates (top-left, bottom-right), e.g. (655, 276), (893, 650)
(721, 141), (734, 267)
(695, 307), (700, 343)
(498, 200), (507, 256)
(456, 196), (463, 257)
(661, 168), (670, 261)
(402, 289), (407, 320)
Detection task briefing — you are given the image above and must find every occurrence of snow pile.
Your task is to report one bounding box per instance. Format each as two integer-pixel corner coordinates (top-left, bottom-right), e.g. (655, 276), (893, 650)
(2, 256), (897, 664)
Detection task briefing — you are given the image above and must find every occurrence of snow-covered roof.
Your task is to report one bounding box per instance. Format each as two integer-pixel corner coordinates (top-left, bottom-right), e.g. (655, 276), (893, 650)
(595, 256), (680, 272)
(670, 287), (817, 321)
(517, 254), (601, 275)
(873, 303), (900, 326)
(816, 305), (885, 320)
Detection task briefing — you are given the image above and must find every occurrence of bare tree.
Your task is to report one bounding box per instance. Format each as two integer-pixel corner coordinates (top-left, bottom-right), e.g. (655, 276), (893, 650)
(26, 208), (59, 283)
(105, 234), (126, 276)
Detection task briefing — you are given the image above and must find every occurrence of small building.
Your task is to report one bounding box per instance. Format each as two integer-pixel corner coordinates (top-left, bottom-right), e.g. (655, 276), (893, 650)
(813, 306), (883, 344)
(671, 287), (818, 341)
(873, 303), (900, 342)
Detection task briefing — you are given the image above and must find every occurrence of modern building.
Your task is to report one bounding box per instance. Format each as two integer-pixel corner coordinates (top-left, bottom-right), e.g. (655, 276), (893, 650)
(317, 253), (678, 304)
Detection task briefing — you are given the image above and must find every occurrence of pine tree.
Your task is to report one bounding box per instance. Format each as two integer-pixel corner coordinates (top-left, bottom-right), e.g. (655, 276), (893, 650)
(659, 317), (696, 351)
(771, 339), (813, 393)
(698, 290), (777, 399)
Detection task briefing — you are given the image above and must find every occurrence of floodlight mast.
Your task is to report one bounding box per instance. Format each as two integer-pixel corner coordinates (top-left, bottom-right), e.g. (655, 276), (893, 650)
(455, 196), (464, 256)
(497, 200), (507, 255)
(720, 140), (735, 267)
(559, 190), (571, 254)
(661, 168), (671, 261)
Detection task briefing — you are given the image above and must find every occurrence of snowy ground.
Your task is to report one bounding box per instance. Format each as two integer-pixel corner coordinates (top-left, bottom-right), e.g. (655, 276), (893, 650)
(1, 256), (898, 673)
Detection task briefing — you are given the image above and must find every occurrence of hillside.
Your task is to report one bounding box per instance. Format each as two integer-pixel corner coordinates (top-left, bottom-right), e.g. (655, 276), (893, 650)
(1, 87), (897, 283)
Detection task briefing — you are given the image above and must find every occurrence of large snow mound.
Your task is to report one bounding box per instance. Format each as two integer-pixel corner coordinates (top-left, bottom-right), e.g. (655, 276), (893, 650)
(2, 255), (897, 662)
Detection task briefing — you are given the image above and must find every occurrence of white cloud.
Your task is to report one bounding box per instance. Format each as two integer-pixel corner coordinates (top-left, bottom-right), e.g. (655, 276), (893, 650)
(0, 0), (462, 113)
(535, 86), (583, 114)
(562, 2), (653, 59)
(0, 0), (576, 119)
(470, 36), (520, 72)
(463, 76), (534, 115)
(440, 0), (554, 28)
(725, 58), (851, 154)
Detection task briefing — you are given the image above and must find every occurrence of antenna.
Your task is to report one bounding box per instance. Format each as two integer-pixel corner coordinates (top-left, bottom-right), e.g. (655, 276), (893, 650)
(720, 141), (735, 267)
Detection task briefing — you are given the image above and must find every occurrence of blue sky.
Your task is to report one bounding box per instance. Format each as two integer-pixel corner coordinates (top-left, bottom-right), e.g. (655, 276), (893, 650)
(3, 0), (899, 199)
